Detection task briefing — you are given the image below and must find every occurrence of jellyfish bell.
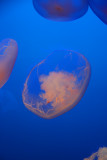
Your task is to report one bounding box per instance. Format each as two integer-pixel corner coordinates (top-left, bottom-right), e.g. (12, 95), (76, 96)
(22, 50), (91, 119)
(88, 0), (107, 24)
(33, 0), (88, 21)
(84, 147), (107, 160)
(0, 38), (18, 88)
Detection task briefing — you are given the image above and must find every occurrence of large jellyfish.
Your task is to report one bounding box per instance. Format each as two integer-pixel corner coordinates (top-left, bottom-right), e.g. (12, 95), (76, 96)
(88, 0), (107, 24)
(33, 0), (88, 21)
(84, 147), (107, 160)
(22, 50), (91, 119)
(0, 38), (18, 88)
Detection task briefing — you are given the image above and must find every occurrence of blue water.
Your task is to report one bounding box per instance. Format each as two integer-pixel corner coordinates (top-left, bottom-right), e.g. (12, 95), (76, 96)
(0, 1), (107, 160)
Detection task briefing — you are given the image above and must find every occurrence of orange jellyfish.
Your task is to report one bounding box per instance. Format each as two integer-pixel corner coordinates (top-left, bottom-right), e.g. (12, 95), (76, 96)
(0, 38), (18, 88)
(89, 0), (107, 24)
(22, 50), (91, 119)
(33, 0), (88, 21)
(84, 147), (107, 160)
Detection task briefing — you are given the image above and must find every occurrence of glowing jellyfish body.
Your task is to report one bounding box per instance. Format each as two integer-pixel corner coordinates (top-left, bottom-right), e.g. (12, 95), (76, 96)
(33, 0), (88, 21)
(0, 39), (18, 88)
(89, 0), (107, 24)
(22, 50), (91, 119)
(84, 147), (107, 160)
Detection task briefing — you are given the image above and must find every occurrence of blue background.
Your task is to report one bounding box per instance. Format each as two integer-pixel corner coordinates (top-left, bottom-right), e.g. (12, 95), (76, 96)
(0, 1), (107, 160)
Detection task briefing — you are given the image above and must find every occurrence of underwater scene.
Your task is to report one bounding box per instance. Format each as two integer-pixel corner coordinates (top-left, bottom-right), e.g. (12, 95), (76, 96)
(0, 0), (107, 160)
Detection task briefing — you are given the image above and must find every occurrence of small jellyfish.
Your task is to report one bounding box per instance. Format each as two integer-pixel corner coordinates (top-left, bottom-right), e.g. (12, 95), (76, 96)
(88, 0), (107, 24)
(0, 38), (18, 88)
(84, 147), (107, 160)
(22, 50), (91, 119)
(33, 0), (88, 21)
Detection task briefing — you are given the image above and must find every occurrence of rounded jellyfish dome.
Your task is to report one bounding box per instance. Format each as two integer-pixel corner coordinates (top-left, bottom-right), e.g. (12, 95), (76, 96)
(22, 50), (91, 119)
(0, 38), (18, 88)
(88, 0), (107, 24)
(33, 0), (88, 21)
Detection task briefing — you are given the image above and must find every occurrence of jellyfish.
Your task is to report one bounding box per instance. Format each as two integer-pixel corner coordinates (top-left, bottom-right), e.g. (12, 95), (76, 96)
(33, 0), (88, 21)
(84, 147), (107, 160)
(88, 0), (107, 24)
(22, 50), (91, 119)
(0, 38), (18, 88)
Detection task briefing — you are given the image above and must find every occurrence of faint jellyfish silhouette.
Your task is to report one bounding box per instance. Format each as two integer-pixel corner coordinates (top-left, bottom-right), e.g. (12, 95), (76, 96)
(0, 89), (18, 113)
(0, 38), (18, 88)
(22, 50), (91, 119)
(33, 0), (88, 21)
(89, 0), (107, 24)
(84, 147), (107, 160)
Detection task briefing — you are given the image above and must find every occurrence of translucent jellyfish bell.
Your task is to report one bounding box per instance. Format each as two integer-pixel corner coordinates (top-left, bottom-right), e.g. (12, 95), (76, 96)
(84, 147), (107, 160)
(0, 39), (18, 88)
(22, 50), (91, 119)
(33, 0), (88, 21)
(89, 0), (107, 24)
